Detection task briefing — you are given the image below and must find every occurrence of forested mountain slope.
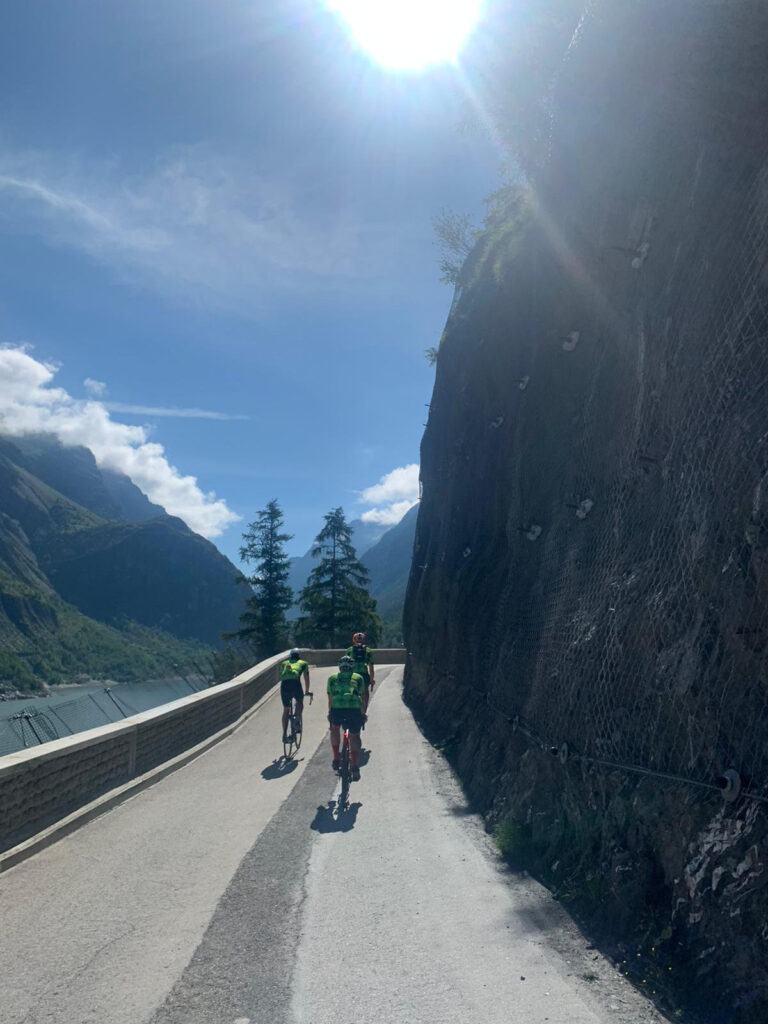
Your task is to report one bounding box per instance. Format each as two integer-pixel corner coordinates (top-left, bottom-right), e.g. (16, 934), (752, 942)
(404, 2), (768, 1018)
(0, 435), (245, 690)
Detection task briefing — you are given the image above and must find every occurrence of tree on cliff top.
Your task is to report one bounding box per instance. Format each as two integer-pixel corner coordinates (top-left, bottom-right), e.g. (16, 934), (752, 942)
(433, 208), (478, 285)
(227, 499), (293, 657)
(296, 507), (381, 648)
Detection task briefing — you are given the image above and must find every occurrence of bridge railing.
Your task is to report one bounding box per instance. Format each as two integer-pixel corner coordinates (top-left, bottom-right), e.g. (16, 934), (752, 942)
(0, 648), (406, 859)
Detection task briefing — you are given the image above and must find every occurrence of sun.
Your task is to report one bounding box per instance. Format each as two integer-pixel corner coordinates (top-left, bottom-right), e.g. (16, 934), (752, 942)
(326, 0), (483, 72)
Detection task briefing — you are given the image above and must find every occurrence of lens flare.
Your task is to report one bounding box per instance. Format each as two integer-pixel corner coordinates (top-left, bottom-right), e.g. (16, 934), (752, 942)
(326, 0), (483, 71)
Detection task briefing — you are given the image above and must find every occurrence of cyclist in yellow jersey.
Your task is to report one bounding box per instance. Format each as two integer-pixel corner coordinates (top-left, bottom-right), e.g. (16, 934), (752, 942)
(279, 649), (311, 742)
(345, 631), (375, 714)
(327, 654), (365, 780)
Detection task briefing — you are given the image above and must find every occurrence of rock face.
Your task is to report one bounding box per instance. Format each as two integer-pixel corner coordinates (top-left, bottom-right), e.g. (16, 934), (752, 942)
(404, 2), (768, 1017)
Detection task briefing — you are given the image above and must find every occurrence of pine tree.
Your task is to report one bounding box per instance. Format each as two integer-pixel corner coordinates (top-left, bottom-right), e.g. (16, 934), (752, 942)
(228, 500), (293, 657)
(296, 507), (381, 648)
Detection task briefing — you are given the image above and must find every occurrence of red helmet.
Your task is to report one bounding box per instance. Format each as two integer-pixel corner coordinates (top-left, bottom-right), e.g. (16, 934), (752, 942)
(352, 632), (366, 644)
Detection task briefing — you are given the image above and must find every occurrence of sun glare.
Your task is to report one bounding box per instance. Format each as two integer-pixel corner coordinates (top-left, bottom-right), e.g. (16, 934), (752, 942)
(326, 0), (483, 72)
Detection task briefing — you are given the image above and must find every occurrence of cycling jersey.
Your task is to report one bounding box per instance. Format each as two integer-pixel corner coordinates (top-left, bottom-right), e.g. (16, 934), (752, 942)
(280, 658), (308, 681)
(345, 645), (373, 674)
(327, 670), (365, 710)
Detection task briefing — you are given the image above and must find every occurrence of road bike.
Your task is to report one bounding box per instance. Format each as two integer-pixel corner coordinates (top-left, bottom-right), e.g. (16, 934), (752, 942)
(283, 691), (312, 761)
(337, 727), (352, 814)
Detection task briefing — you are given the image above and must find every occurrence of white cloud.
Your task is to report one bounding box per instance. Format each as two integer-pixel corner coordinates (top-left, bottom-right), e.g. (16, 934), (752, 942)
(361, 499), (417, 526)
(0, 149), (391, 311)
(360, 463), (420, 504)
(105, 402), (248, 421)
(0, 345), (239, 539)
(359, 463), (419, 525)
(84, 378), (107, 397)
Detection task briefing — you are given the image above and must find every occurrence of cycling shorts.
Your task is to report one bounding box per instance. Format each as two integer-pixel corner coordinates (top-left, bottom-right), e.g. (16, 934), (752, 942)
(329, 708), (363, 733)
(280, 679), (304, 708)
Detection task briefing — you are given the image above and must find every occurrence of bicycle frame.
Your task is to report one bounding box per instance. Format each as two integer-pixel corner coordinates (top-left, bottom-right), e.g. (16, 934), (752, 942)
(337, 728), (352, 813)
(283, 691), (312, 761)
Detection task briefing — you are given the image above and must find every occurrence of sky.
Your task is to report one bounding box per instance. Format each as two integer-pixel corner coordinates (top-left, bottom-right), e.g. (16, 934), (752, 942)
(0, 0), (501, 563)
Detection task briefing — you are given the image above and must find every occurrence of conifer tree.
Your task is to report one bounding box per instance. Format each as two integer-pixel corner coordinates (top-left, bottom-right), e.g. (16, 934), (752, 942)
(228, 499), (293, 657)
(296, 507), (381, 648)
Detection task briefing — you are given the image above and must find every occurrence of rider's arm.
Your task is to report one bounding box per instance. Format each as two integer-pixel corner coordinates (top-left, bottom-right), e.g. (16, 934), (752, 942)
(368, 651), (375, 686)
(303, 664), (311, 695)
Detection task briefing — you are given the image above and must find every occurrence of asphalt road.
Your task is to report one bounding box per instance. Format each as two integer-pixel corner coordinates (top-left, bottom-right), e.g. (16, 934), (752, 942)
(0, 668), (671, 1024)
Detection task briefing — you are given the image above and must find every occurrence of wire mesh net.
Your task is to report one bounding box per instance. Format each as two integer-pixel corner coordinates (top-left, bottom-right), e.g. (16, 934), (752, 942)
(475, 163), (768, 797)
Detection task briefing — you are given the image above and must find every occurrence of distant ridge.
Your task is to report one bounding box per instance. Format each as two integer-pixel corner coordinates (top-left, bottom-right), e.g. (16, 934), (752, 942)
(361, 504), (418, 617)
(0, 434), (246, 690)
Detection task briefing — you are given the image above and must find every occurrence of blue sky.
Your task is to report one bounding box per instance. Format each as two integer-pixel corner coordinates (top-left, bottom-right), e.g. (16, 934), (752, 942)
(0, 0), (500, 563)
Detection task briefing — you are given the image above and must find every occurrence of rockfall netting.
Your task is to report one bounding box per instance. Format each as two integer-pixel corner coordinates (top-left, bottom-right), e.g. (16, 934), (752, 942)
(410, 0), (768, 805)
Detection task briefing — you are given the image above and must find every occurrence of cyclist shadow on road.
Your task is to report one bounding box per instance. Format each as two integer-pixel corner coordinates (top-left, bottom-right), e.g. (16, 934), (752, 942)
(359, 748), (371, 767)
(261, 757), (301, 780)
(310, 801), (362, 833)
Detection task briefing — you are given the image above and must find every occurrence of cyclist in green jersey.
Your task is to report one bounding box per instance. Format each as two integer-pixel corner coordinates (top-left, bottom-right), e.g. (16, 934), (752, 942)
(345, 631), (375, 714)
(279, 649), (311, 742)
(327, 654), (365, 781)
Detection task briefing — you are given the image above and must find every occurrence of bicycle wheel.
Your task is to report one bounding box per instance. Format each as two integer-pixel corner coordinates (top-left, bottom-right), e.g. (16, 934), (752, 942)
(283, 703), (297, 759)
(282, 729), (295, 760)
(292, 711), (302, 754)
(338, 741), (350, 812)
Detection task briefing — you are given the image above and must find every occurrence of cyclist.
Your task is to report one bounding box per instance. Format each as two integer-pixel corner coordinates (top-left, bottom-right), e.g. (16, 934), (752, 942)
(345, 631), (375, 714)
(279, 648), (311, 743)
(327, 654), (365, 781)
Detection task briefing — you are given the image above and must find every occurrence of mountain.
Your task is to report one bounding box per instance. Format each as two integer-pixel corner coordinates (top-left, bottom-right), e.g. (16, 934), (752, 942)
(2, 435), (165, 522)
(361, 504), (418, 617)
(0, 434), (246, 690)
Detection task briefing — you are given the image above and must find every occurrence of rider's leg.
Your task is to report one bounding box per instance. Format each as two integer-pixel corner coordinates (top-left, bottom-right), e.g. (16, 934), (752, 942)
(329, 722), (341, 761)
(349, 730), (362, 767)
(349, 728), (362, 780)
(280, 681), (291, 739)
(294, 696), (304, 732)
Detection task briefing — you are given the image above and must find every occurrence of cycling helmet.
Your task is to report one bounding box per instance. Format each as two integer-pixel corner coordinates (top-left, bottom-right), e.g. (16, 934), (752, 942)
(352, 632), (366, 644)
(339, 655), (355, 672)
(289, 648), (301, 659)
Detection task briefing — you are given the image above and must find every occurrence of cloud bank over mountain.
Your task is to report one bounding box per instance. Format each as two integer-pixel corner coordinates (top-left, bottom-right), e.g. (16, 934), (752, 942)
(359, 463), (419, 525)
(0, 345), (239, 538)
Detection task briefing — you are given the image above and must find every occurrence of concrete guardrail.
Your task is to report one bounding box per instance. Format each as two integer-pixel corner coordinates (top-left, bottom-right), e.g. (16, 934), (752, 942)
(0, 648), (406, 863)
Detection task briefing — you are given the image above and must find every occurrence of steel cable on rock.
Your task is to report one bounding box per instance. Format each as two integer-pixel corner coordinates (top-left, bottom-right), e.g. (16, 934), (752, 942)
(467, 684), (768, 806)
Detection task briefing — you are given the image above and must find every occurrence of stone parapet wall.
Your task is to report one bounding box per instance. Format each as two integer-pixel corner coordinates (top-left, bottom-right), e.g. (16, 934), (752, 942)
(0, 649), (405, 855)
(0, 733), (131, 854)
